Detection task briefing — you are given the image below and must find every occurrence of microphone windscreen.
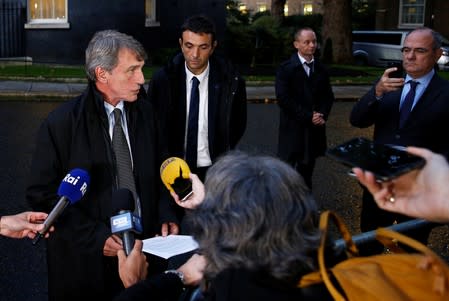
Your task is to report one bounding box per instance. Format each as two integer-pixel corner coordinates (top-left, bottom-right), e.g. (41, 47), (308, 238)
(111, 188), (135, 213)
(160, 157), (191, 195)
(57, 168), (90, 204)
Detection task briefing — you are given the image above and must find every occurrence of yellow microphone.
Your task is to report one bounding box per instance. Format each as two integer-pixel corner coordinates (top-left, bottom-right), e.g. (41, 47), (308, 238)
(160, 157), (193, 201)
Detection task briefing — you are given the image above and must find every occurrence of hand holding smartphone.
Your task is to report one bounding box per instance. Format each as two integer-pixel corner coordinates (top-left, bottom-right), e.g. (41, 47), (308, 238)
(387, 62), (404, 78)
(326, 137), (425, 182)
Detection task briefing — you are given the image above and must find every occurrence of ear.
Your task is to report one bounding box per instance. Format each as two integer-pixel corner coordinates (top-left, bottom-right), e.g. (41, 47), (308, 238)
(179, 38), (183, 48)
(208, 40), (217, 55)
(293, 40), (299, 50)
(95, 66), (108, 83)
(435, 47), (443, 62)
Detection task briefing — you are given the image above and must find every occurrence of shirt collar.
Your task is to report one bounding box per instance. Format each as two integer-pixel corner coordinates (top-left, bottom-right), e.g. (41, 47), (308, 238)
(104, 100), (125, 119)
(185, 62), (210, 84)
(297, 53), (314, 65)
(405, 69), (434, 87)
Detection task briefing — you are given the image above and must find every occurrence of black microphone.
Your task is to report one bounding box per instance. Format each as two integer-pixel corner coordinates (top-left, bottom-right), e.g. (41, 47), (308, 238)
(110, 188), (142, 256)
(32, 168), (90, 245)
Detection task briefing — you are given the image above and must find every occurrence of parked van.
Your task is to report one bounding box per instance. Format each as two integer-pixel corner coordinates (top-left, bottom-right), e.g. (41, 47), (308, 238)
(352, 30), (449, 71)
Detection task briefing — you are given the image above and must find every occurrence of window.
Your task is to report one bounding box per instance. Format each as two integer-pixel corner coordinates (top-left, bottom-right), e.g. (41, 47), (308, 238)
(303, 4), (313, 15)
(353, 33), (404, 46)
(145, 0), (159, 27)
(25, 0), (69, 29)
(256, 2), (267, 13)
(399, 0), (425, 28)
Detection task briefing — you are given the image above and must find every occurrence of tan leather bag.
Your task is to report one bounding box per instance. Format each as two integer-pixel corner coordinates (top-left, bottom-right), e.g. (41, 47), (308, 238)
(299, 210), (449, 301)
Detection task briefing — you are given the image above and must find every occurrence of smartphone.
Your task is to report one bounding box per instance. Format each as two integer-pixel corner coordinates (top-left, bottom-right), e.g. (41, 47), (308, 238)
(326, 137), (425, 182)
(387, 62), (404, 78)
(171, 177), (193, 202)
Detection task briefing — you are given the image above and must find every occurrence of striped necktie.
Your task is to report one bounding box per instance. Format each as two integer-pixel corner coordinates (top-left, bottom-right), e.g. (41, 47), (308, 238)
(112, 108), (141, 216)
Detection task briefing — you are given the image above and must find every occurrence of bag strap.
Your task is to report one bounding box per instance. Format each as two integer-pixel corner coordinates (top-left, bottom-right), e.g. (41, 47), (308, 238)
(317, 210), (358, 301)
(319, 210), (359, 256)
(376, 228), (443, 259)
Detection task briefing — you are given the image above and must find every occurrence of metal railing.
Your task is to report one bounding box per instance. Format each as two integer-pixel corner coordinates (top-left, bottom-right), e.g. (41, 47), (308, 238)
(0, 0), (25, 58)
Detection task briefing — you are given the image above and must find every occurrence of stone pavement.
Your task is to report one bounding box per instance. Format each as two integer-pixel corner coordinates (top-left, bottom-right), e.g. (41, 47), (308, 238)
(0, 80), (372, 101)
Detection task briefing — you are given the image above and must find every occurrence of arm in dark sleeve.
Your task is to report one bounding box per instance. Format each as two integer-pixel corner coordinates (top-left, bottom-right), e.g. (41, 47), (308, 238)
(154, 106), (181, 227)
(230, 75), (247, 148)
(316, 72), (335, 120)
(113, 272), (185, 301)
(350, 85), (381, 128)
(26, 118), (64, 213)
(26, 114), (110, 252)
(275, 66), (313, 124)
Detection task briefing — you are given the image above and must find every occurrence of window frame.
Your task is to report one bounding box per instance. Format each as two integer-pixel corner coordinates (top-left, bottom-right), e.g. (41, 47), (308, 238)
(25, 0), (69, 29)
(398, 0), (426, 28)
(145, 0), (160, 27)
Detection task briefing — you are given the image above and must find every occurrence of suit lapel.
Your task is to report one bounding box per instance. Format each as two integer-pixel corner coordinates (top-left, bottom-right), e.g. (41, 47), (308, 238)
(208, 66), (219, 153)
(409, 75), (442, 115)
(177, 71), (187, 137)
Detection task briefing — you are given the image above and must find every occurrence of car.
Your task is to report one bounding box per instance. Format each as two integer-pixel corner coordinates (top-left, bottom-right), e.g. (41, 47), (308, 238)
(352, 30), (449, 71)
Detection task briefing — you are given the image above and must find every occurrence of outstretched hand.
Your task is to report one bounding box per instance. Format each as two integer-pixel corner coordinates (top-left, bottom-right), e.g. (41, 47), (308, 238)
(170, 173), (205, 210)
(353, 146), (449, 223)
(0, 211), (53, 239)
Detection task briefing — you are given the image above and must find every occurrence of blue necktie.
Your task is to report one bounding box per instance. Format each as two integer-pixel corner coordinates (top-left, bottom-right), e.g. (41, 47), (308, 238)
(186, 77), (200, 168)
(399, 81), (419, 128)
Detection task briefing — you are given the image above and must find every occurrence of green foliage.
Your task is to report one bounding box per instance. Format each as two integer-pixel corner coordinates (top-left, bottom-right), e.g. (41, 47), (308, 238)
(0, 64), (158, 81)
(1, 62), (449, 84)
(352, 0), (376, 30)
(226, 0), (251, 25)
(149, 48), (179, 66)
(0, 64), (86, 79)
(252, 10), (271, 22)
(224, 0), (376, 68)
(225, 7), (325, 69)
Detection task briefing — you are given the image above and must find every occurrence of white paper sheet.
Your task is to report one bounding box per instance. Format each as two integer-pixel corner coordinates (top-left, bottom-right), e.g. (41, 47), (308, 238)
(142, 235), (199, 259)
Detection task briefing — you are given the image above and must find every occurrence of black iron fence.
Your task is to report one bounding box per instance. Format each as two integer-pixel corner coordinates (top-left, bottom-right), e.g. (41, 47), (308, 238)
(0, 0), (25, 58)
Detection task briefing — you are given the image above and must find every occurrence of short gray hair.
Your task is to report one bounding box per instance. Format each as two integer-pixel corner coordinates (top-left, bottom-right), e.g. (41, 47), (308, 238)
(85, 30), (147, 81)
(189, 151), (320, 284)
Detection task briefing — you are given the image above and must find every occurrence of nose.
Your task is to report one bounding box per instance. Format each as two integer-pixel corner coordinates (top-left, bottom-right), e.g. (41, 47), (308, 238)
(135, 69), (145, 85)
(404, 51), (415, 59)
(192, 47), (200, 58)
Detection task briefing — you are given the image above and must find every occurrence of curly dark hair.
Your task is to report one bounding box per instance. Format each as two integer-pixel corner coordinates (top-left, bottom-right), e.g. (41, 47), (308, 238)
(189, 151), (320, 284)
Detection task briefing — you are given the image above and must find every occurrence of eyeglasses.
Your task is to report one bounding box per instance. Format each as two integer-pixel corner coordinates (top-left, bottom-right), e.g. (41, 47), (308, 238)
(401, 47), (430, 55)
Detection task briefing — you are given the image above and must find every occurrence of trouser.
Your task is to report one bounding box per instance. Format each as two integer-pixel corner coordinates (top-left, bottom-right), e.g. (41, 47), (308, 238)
(294, 159), (316, 190)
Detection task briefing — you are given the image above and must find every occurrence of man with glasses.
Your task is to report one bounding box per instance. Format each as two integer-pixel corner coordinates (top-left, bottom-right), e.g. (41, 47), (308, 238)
(350, 27), (449, 255)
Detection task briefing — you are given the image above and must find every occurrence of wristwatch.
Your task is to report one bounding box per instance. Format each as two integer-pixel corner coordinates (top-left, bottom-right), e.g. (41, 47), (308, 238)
(164, 269), (185, 285)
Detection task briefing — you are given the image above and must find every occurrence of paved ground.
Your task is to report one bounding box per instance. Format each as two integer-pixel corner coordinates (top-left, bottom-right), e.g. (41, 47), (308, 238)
(0, 86), (447, 301)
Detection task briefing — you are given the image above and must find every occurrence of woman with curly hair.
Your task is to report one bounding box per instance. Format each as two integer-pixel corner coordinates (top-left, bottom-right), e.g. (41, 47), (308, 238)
(116, 151), (330, 300)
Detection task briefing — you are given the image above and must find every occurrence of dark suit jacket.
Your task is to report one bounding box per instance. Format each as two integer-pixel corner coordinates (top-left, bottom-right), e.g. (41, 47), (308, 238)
(147, 53), (247, 166)
(26, 82), (176, 300)
(114, 268), (332, 301)
(275, 54), (334, 164)
(350, 73), (449, 156)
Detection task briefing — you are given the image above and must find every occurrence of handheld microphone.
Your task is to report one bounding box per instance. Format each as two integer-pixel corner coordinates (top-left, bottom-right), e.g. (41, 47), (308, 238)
(160, 157), (193, 201)
(32, 168), (90, 245)
(110, 188), (142, 256)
